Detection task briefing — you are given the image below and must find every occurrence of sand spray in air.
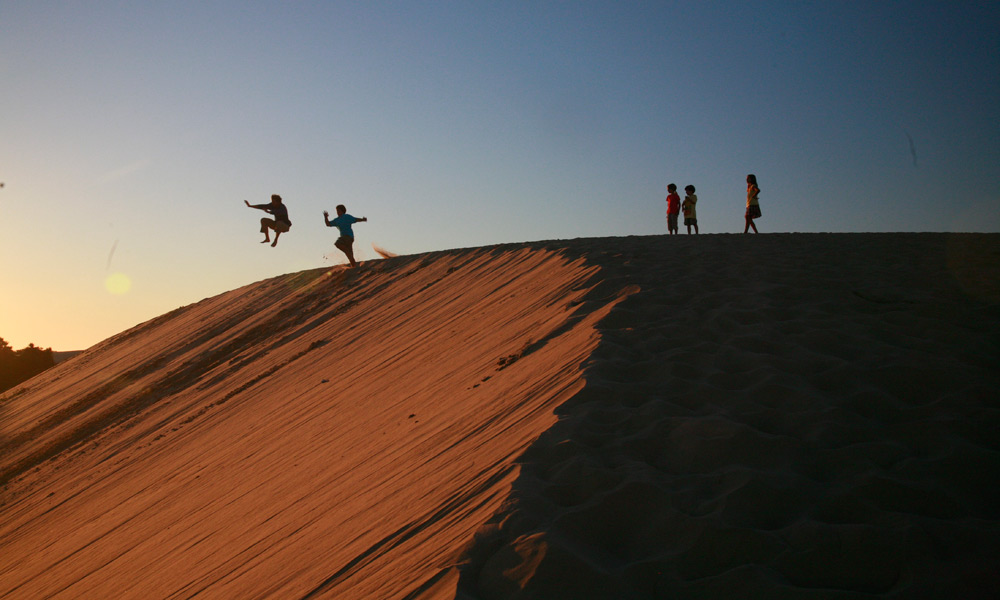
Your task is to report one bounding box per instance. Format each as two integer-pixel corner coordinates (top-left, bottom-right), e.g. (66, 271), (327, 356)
(324, 242), (396, 263)
(372, 243), (396, 259)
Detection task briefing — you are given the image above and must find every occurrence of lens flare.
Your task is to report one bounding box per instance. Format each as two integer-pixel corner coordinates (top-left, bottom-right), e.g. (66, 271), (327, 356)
(105, 272), (132, 295)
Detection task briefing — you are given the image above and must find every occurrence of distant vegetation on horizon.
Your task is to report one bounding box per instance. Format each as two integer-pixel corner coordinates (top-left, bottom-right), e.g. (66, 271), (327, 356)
(0, 337), (55, 394)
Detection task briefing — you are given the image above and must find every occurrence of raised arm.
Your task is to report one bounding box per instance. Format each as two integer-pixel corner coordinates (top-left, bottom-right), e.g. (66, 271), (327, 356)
(245, 200), (270, 211)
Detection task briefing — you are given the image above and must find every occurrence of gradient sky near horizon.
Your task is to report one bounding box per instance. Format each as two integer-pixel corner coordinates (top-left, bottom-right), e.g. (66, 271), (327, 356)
(2, 1), (998, 351)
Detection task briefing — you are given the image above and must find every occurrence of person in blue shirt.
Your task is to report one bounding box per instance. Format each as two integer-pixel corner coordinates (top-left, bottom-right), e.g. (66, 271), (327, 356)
(245, 194), (292, 247)
(324, 204), (368, 268)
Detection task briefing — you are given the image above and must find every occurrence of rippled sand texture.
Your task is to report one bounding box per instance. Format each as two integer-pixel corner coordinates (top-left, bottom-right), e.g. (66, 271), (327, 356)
(1, 247), (628, 599)
(2, 233), (999, 599)
(459, 233), (1000, 599)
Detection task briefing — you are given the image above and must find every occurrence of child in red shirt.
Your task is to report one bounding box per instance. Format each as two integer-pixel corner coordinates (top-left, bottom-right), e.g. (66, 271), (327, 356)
(665, 184), (681, 234)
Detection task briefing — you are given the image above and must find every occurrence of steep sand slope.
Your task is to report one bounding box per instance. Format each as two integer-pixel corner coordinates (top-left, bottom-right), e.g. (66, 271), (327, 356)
(2, 233), (999, 599)
(1, 246), (628, 599)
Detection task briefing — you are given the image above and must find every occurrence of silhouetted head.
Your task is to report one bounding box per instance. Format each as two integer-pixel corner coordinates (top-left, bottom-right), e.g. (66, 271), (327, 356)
(685, 185), (695, 194)
(336, 204), (347, 216)
(746, 174), (757, 186)
(667, 183), (677, 193)
(271, 194), (283, 204)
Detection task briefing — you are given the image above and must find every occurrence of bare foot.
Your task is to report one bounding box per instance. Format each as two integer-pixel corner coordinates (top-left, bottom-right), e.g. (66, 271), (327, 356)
(271, 239), (278, 247)
(261, 238), (270, 244)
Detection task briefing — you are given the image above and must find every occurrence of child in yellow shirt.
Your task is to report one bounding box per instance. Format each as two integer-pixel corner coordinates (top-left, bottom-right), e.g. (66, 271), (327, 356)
(682, 185), (698, 234)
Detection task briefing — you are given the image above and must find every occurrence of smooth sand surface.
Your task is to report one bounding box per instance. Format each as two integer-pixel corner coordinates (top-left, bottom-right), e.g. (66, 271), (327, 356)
(2, 233), (999, 599)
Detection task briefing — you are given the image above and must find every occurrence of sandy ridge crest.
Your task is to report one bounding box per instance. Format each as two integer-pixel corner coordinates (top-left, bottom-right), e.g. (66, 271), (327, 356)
(2, 233), (1000, 599)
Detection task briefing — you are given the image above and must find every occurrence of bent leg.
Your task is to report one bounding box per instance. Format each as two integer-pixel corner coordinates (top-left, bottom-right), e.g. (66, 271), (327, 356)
(260, 218), (274, 242)
(335, 236), (358, 267)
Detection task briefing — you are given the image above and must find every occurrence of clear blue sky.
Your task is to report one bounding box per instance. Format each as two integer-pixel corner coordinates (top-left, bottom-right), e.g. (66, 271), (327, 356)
(2, 1), (998, 350)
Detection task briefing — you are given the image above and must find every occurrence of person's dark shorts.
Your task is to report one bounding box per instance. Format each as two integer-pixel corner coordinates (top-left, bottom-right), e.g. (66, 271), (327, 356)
(684, 218), (697, 226)
(261, 218), (291, 233)
(667, 213), (679, 229)
(335, 235), (354, 248)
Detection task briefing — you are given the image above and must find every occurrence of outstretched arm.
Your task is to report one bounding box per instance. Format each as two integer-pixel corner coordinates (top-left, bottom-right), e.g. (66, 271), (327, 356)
(323, 210), (331, 226)
(245, 200), (269, 211)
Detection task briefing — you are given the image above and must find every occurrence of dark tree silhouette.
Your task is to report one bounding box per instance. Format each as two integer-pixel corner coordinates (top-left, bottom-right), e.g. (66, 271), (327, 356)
(0, 337), (55, 393)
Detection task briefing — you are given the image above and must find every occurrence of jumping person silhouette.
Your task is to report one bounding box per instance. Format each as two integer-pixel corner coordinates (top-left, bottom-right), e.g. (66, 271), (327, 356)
(324, 204), (368, 268)
(245, 195), (291, 247)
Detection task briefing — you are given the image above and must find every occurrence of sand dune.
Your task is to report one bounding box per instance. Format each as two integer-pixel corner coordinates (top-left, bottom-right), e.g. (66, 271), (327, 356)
(2, 233), (999, 599)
